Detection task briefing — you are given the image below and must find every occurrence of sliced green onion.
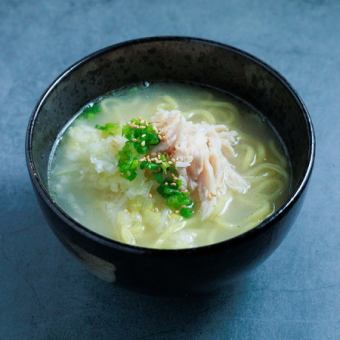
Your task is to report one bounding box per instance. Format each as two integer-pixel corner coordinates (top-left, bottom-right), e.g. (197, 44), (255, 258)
(81, 103), (101, 119)
(117, 118), (194, 217)
(95, 123), (120, 136)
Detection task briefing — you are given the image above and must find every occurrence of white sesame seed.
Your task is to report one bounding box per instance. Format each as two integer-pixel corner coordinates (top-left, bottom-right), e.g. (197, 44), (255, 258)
(207, 192), (213, 199)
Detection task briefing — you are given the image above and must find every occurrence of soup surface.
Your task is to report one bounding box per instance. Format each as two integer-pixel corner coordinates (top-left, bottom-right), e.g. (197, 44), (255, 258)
(48, 82), (291, 249)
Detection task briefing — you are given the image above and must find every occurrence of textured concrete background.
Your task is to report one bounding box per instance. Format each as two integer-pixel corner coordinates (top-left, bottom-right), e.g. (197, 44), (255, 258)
(1, 0), (339, 339)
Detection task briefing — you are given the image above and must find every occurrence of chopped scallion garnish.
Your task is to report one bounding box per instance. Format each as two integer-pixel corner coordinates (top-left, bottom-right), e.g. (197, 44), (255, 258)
(117, 118), (194, 218)
(81, 103), (101, 119)
(95, 123), (120, 136)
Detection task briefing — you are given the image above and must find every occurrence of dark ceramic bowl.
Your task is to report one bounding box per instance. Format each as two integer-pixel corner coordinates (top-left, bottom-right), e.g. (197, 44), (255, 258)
(26, 37), (315, 295)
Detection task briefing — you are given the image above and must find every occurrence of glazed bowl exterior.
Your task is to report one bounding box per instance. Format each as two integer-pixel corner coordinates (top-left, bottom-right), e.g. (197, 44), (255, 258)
(26, 37), (315, 295)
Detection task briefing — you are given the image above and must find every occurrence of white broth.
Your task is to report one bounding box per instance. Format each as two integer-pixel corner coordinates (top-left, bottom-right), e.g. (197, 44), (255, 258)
(48, 82), (291, 249)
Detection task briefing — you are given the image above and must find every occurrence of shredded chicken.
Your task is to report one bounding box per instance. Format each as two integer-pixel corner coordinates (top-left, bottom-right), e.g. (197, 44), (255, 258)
(152, 109), (249, 219)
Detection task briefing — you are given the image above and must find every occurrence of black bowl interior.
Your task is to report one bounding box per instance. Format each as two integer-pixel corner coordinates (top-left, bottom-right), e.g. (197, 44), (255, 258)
(28, 37), (314, 236)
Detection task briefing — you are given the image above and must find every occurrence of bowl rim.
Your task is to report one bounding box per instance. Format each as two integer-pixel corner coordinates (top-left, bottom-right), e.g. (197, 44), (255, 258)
(25, 36), (315, 255)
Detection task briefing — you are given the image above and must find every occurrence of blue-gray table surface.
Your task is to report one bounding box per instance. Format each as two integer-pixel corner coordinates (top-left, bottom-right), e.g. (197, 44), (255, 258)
(1, 0), (339, 339)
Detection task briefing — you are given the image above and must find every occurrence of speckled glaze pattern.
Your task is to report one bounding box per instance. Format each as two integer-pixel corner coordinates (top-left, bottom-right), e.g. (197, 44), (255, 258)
(26, 37), (314, 295)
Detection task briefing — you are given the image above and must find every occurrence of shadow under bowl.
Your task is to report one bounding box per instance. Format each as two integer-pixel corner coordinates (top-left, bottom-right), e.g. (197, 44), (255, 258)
(26, 37), (315, 295)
